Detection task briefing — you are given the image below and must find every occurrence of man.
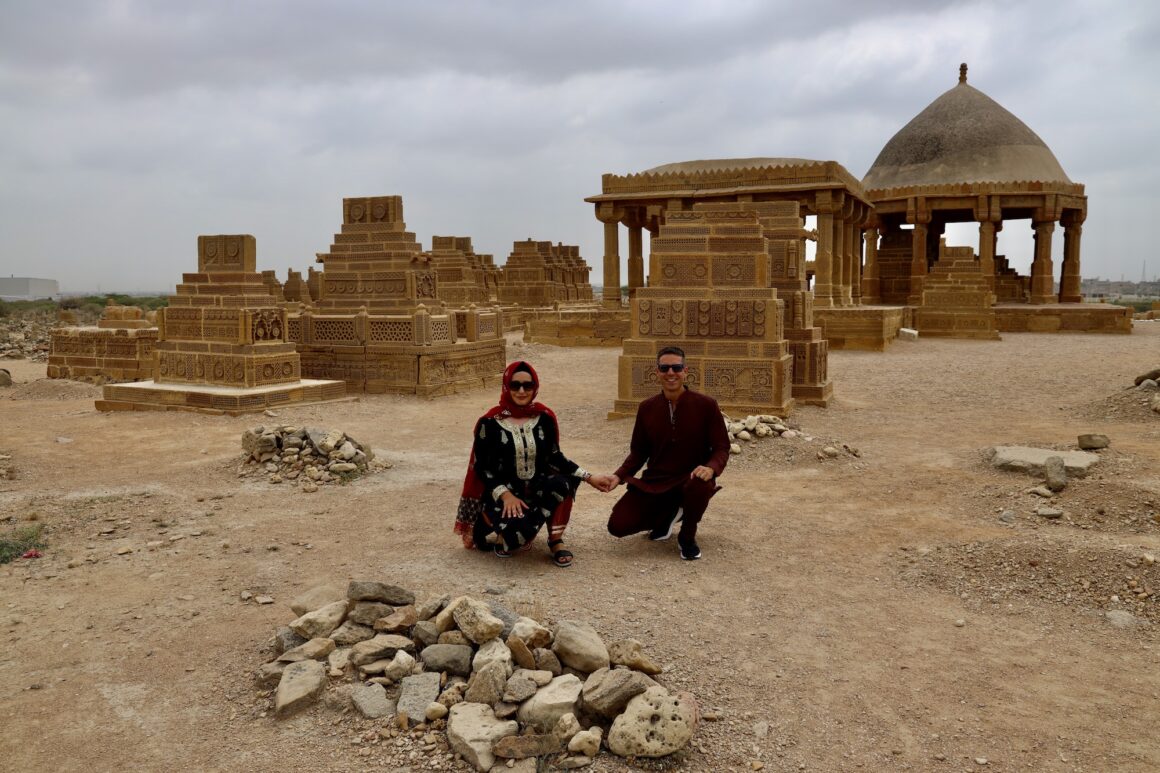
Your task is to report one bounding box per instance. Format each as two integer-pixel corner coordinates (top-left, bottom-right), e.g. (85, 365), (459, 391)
(602, 345), (730, 560)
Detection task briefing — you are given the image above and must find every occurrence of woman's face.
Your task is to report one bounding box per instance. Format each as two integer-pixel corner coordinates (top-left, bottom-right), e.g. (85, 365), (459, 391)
(509, 372), (535, 407)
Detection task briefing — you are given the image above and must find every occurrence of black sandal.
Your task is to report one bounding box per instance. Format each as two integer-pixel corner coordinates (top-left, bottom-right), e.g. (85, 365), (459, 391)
(548, 539), (574, 568)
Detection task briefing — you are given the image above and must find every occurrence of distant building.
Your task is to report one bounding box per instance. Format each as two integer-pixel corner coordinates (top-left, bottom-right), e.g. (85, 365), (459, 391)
(0, 276), (60, 301)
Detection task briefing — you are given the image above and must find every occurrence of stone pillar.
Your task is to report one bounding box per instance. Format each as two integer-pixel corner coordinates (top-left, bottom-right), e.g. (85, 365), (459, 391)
(813, 195), (835, 308)
(627, 223), (644, 299)
(978, 220), (997, 291)
(843, 218), (857, 306)
(907, 221), (928, 305)
(832, 214), (846, 306)
(850, 215), (863, 306)
(861, 226), (881, 303)
(1029, 220), (1056, 304)
(1060, 214), (1083, 303)
(601, 219), (621, 308)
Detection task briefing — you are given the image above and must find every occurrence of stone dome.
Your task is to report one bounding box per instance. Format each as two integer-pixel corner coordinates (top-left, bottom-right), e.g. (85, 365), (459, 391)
(862, 65), (1072, 191)
(641, 157), (816, 175)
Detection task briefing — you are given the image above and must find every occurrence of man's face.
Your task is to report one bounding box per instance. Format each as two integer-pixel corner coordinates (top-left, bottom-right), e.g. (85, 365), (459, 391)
(656, 353), (687, 392)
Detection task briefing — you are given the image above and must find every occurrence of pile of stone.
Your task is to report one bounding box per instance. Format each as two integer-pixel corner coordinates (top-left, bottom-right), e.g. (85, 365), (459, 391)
(723, 414), (798, 455)
(259, 581), (698, 770)
(1134, 367), (1160, 414)
(0, 317), (55, 361)
(239, 426), (382, 491)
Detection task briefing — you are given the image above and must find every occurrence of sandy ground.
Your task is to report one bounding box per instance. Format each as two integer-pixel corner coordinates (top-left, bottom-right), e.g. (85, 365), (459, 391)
(1, 324), (1159, 773)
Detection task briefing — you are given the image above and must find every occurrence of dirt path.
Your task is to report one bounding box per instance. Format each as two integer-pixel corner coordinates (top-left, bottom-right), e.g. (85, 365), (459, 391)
(2, 326), (1158, 772)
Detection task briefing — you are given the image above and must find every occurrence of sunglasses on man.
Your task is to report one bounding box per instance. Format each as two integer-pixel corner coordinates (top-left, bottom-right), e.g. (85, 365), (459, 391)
(509, 380), (536, 392)
(657, 363), (685, 373)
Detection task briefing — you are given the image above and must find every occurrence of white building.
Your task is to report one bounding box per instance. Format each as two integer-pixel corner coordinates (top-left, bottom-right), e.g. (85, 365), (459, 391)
(0, 277), (60, 301)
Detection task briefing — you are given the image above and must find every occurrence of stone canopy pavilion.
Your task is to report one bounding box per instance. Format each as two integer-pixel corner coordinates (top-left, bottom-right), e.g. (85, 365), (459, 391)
(862, 64), (1129, 334)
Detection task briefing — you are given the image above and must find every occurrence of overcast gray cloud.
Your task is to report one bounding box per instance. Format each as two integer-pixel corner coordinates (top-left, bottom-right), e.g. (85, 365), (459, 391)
(1, 0), (1156, 292)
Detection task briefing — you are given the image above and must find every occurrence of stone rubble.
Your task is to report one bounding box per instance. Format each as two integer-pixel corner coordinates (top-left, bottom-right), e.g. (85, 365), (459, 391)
(238, 425), (388, 489)
(722, 414), (860, 462)
(257, 580), (699, 770)
(0, 316), (56, 361)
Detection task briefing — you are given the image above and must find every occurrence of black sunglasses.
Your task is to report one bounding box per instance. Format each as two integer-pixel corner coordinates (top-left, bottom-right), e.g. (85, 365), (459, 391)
(509, 380), (535, 392)
(657, 363), (685, 373)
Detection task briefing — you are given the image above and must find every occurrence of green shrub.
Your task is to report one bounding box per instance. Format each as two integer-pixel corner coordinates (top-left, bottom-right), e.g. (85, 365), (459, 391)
(0, 524), (46, 564)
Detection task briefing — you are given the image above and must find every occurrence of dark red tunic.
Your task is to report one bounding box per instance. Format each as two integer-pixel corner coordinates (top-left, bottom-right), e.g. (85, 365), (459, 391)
(614, 387), (730, 493)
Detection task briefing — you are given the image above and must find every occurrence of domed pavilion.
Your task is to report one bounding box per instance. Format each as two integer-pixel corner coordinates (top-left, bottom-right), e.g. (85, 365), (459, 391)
(861, 64), (1128, 334)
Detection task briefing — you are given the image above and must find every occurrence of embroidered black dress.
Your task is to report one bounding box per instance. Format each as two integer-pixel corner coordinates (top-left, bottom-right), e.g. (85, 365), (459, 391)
(471, 413), (585, 552)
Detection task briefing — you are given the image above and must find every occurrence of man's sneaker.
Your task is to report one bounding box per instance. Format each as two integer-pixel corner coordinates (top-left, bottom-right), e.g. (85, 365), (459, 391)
(678, 536), (702, 561)
(649, 507), (683, 541)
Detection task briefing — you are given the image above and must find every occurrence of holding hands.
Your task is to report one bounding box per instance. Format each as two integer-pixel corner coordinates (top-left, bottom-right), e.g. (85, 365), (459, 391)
(584, 473), (617, 493)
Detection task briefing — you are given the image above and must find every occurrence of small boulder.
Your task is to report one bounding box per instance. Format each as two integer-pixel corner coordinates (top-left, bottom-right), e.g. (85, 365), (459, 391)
(473, 638), (513, 676)
(552, 620), (609, 673)
(329, 620), (375, 645)
(289, 584), (345, 616)
(493, 733), (561, 759)
(507, 633), (537, 670)
(412, 620), (439, 648)
(421, 643), (474, 677)
(464, 659), (508, 705)
(348, 601), (394, 626)
(510, 617), (553, 649)
(453, 597), (505, 644)
(1077, 433), (1109, 450)
(607, 638), (662, 675)
(289, 600), (348, 639)
(277, 637), (335, 663)
(349, 634), (415, 667)
(581, 666), (657, 720)
(1043, 455), (1067, 492)
(607, 686), (697, 758)
(396, 672), (442, 726)
(534, 648), (562, 676)
(374, 604), (418, 634)
(351, 683), (396, 719)
(274, 660), (327, 717)
(517, 674), (582, 733)
(347, 581), (415, 606)
(446, 702), (518, 772)
(569, 726), (602, 757)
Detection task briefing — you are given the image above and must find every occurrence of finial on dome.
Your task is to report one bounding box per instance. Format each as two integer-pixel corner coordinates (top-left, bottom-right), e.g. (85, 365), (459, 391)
(959, 63), (968, 84)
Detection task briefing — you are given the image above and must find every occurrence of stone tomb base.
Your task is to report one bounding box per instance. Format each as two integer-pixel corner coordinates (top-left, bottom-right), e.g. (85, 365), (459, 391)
(524, 306), (631, 347)
(297, 340), (506, 396)
(609, 338), (794, 420)
(97, 378), (347, 416)
(48, 327), (157, 383)
(994, 303), (1132, 334)
(815, 306), (911, 351)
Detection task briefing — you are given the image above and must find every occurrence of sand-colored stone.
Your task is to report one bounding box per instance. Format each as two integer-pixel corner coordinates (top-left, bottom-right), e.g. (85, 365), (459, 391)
(286, 197), (506, 396)
(96, 234), (346, 415)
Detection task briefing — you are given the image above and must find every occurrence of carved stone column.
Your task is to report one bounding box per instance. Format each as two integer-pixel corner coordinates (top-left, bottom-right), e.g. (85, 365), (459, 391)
(861, 225), (881, 304)
(907, 221), (929, 305)
(1059, 212), (1084, 303)
(978, 220), (997, 291)
(1029, 220), (1056, 304)
(843, 217), (857, 306)
(627, 222), (644, 299)
(832, 212), (846, 306)
(813, 192), (835, 308)
(596, 204), (623, 308)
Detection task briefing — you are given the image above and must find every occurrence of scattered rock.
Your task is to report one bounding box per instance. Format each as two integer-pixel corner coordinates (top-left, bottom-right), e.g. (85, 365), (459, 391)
(397, 672), (442, 726)
(274, 660), (327, 717)
(607, 686), (697, 758)
(552, 620), (609, 673)
(1077, 433), (1109, 450)
(1035, 507), (1064, 519)
(1043, 455), (1067, 492)
(446, 702), (519, 772)
(351, 683), (396, 719)
(608, 638), (662, 675)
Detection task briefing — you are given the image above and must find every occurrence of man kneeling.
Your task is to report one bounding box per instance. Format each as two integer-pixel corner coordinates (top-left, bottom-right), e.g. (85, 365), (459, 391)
(601, 346), (729, 560)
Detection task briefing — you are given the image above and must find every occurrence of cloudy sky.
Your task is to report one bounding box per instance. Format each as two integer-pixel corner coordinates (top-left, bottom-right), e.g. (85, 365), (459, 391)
(1, 0), (1157, 293)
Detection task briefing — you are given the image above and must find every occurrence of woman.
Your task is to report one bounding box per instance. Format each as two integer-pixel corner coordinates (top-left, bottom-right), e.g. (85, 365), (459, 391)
(454, 361), (610, 567)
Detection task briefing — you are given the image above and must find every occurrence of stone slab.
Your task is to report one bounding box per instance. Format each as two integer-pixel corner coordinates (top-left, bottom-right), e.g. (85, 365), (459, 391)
(986, 446), (1100, 477)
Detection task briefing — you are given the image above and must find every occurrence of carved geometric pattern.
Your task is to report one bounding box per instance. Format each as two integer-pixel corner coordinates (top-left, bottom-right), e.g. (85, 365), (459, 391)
(368, 320), (413, 342)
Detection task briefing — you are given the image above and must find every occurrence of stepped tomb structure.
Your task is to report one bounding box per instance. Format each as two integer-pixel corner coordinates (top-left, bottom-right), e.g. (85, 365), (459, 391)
(286, 196), (505, 395)
(48, 299), (158, 383)
(912, 240), (1000, 339)
(424, 236), (490, 305)
(608, 205), (796, 419)
(861, 63), (1130, 334)
(97, 235), (346, 414)
(282, 269), (313, 305)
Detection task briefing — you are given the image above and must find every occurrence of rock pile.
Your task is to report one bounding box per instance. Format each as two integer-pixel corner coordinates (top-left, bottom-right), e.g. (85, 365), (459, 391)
(0, 318), (55, 361)
(239, 426), (383, 491)
(257, 582), (698, 770)
(724, 414), (858, 461)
